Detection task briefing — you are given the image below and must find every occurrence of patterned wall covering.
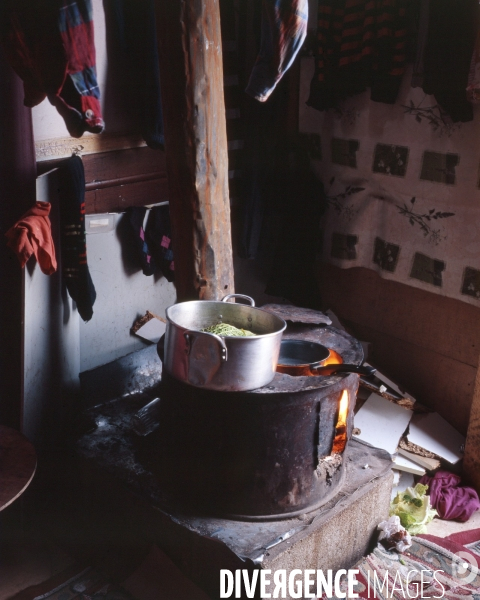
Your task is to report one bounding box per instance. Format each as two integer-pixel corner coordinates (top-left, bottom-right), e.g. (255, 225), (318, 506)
(299, 58), (480, 307)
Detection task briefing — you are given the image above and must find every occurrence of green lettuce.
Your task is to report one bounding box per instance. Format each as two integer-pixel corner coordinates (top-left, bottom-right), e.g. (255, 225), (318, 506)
(390, 483), (437, 535)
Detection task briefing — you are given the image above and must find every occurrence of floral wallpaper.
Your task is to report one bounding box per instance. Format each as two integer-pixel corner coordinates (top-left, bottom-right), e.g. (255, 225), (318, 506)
(299, 58), (480, 305)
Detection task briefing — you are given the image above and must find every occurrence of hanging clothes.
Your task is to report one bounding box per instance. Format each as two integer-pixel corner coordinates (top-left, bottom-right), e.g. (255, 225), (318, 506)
(5, 201), (57, 275)
(239, 93), (282, 260)
(264, 137), (326, 308)
(105, 0), (164, 149)
(126, 207), (155, 277)
(125, 205), (174, 281)
(0, 0), (104, 138)
(307, 0), (409, 111)
(246, 0), (308, 102)
(145, 205), (174, 282)
(57, 155), (96, 322)
(237, 0), (308, 259)
(219, 0), (246, 204)
(421, 0), (478, 123)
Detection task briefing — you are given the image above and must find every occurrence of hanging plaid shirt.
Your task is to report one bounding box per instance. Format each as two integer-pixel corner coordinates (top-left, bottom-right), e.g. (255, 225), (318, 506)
(246, 0), (308, 102)
(307, 0), (409, 111)
(1, 0), (104, 138)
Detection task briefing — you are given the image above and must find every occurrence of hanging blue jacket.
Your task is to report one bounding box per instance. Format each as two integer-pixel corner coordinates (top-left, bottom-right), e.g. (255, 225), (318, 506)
(246, 0), (308, 102)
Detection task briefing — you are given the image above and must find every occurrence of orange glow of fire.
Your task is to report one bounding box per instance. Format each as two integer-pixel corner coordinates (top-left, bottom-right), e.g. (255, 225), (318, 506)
(338, 389), (349, 428)
(332, 389), (349, 454)
(323, 349), (343, 366)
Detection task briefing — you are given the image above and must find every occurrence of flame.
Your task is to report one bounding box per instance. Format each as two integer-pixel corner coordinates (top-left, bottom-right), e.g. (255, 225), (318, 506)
(332, 389), (349, 454)
(337, 389), (349, 428)
(324, 349), (343, 366)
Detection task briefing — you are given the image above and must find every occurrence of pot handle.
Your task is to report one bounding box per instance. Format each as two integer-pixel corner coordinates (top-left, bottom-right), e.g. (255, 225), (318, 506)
(184, 330), (228, 362)
(221, 294), (255, 307)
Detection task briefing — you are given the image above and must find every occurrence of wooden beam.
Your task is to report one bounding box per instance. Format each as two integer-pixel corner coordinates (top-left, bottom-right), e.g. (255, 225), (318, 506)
(464, 362), (480, 492)
(155, 0), (235, 301)
(35, 132), (147, 162)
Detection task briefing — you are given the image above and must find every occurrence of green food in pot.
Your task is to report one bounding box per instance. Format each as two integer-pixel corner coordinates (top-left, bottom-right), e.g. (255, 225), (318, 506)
(201, 323), (256, 337)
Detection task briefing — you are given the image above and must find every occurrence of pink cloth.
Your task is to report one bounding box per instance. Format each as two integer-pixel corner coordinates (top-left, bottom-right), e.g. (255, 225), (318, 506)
(420, 470), (480, 522)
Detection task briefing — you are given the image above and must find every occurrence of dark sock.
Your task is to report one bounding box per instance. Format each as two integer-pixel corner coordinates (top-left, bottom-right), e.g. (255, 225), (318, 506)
(145, 205), (174, 282)
(127, 207), (155, 276)
(58, 155), (97, 322)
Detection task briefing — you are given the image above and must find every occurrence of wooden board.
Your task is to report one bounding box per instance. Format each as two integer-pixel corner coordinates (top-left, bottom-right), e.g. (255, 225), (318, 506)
(38, 146), (169, 215)
(85, 177), (169, 214)
(316, 263), (480, 435)
(82, 146), (166, 185)
(464, 365), (480, 491)
(35, 132), (147, 162)
(350, 323), (475, 435)
(316, 263), (480, 368)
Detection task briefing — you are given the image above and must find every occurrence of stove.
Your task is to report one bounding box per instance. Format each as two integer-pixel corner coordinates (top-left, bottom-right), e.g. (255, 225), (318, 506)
(154, 318), (365, 520)
(76, 319), (393, 598)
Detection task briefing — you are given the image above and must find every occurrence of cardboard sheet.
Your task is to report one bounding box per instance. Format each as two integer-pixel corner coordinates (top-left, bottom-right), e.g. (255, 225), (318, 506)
(353, 393), (413, 455)
(407, 412), (465, 464)
(392, 454), (425, 476)
(133, 316), (166, 344)
(397, 448), (441, 471)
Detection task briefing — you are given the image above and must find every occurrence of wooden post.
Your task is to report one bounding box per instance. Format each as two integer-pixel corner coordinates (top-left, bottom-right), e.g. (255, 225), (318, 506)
(155, 0), (235, 302)
(464, 360), (480, 491)
(0, 55), (36, 429)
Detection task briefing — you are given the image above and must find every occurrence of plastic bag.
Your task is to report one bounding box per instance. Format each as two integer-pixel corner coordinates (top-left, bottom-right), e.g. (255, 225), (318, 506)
(377, 515), (412, 552)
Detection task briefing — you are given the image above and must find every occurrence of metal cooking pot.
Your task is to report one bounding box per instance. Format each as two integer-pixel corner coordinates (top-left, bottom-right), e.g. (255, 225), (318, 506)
(277, 339), (376, 377)
(163, 294), (287, 391)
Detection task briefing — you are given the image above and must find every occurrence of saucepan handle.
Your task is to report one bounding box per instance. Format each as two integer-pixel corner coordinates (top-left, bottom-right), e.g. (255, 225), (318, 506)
(184, 330), (228, 362)
(221, 294), (255, 307)
(312, 364), (376, 377)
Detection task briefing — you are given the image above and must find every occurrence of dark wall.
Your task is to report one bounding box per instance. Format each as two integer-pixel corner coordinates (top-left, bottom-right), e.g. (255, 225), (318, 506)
(316, 263), (478, 436)
(0, 55), (36, 428)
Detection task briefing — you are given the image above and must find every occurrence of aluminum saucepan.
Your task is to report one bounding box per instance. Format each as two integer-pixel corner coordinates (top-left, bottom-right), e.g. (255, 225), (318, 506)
(163, 294), (287, 391)
(277, 339), (376, 377)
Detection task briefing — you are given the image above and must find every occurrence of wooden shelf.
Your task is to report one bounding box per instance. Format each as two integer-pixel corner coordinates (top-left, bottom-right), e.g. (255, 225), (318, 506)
(37, 145), (169, 215)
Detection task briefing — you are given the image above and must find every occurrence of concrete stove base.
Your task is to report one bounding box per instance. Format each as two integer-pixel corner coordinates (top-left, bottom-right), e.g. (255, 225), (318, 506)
(162, 441), (393, 599)
(78, 398), (393, 599)
(259, 448), (393, 599)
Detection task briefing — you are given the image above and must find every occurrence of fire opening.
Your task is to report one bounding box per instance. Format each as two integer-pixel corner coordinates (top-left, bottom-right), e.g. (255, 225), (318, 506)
(332, 389), (349, 454)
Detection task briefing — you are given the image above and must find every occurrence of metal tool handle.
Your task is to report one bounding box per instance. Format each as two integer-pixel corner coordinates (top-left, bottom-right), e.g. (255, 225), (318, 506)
(312, 364), (377, 376)
(221, 294), (255, 307)
(359, 377), (403, 399)
(132, 397), (162, 436)
(184, 330), (228, 361)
